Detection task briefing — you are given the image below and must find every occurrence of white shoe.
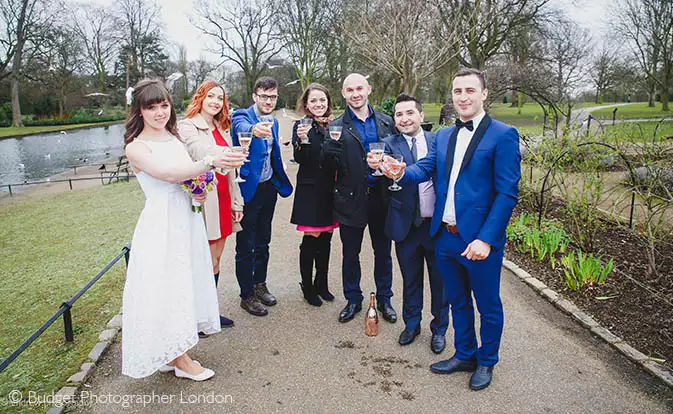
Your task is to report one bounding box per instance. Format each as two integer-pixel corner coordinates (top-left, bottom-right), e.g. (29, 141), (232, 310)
(174, 366), (215, 381)
(159, 360), (199, 373)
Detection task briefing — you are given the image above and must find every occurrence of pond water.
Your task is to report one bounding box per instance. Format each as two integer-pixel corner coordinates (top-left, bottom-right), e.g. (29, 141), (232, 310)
(0, 124), (125, 191)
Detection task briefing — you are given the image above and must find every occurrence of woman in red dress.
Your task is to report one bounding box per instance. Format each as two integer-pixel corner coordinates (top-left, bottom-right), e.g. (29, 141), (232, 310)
(178, 80), (244, 329)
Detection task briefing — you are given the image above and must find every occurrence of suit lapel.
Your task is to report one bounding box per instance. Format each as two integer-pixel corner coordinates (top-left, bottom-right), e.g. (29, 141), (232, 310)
(444, 127), (459, 184)
(394, 134), (414, 164)
(460, 114), (492, 172)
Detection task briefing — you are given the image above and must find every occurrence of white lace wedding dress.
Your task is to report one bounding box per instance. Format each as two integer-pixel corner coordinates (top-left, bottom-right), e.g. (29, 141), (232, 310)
(122, 135), (221, 379)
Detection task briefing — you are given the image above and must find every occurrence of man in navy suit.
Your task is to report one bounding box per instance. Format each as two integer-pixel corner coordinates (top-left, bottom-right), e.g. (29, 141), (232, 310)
(371, 94), (450, 354)
(388, 69), (521, 390)
(231, 77), (293, 316)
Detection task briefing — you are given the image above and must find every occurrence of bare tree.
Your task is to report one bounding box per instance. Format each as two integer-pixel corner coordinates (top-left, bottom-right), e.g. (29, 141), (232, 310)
(613, 0), (673, 110)
(189, 57), (215, 92)
(272, 0), (338, 90)
(38, 27), (84, 118)
(346, 0), (463, 96)
(193, 0), (283, 101)
(590, 43), (620, 104)
(438, 0), (550, 70)
(72, 4), (117, 94)
(114, 0), (163, 83)
(1, 0), (53, 126)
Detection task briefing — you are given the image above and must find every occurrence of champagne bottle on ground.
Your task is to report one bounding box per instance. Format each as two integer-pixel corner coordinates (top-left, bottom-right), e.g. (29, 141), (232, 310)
(365, 292), (379, 337)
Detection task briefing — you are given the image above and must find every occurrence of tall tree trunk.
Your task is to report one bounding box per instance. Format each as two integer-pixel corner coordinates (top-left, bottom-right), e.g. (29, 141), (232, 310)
(10, 0), (30, 128)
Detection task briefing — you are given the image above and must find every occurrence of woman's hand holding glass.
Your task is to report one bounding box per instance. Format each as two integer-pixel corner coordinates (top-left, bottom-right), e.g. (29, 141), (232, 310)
(213, 149), (246, 170)
(297, 118), (312, 144)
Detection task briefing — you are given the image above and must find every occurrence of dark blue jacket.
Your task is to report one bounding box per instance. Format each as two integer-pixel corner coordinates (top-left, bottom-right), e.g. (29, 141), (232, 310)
(231, 105), (293, 203)
(383, 131), (435, 242)
(400, 115), (521, 249)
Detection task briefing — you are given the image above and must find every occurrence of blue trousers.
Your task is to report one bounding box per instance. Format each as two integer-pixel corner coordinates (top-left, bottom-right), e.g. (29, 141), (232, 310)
(235, 182), (277, 298)
(435, 229), (504, 366)
(395, 220), (449, 335)
(338, 193), (393, 304)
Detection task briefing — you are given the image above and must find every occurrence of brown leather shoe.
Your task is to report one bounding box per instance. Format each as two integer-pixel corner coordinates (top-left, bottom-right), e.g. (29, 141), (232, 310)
(240, 295), (268, 316)
(254, 283), (277, 306)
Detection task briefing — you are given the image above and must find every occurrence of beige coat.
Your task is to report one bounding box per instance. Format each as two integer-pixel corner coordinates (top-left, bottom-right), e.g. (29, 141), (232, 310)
(177, 114), (243, 240)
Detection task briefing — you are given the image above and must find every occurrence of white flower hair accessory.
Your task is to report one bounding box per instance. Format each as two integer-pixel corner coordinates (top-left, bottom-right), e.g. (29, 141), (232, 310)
(125, 87), (135, 105)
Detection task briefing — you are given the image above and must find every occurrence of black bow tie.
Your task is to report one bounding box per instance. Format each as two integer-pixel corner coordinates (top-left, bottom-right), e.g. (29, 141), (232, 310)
(455, 119), (474, 131)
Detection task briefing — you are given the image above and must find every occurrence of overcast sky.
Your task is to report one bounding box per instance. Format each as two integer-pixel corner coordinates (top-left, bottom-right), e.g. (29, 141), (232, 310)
(88, 0), (611, 62)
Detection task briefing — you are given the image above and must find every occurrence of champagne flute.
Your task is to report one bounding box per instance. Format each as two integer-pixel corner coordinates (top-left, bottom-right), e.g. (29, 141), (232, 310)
(259, 114), (275, 135)
(298, 118), (312, 144)
(231, 146), (246, 183)
(238, 131), (253, 162)
(386, 154), (404, 191)
(369, 142), (385, 177)
(329, 125), (342, 141)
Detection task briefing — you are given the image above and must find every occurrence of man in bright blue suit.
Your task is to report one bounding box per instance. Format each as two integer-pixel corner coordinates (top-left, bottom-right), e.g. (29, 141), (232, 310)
(387, 69), (521, 390)
(370, 94), (449, 354)
(231, 77), (293, 317)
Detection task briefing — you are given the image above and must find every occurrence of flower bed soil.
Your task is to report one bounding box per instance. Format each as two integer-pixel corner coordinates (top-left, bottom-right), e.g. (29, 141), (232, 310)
(506, 203), (673, 370)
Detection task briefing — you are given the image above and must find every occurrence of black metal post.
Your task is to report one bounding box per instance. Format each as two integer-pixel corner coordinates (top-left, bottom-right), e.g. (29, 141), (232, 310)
(8, 184), (12, 196)
(124, 246), (131, 268)
(62, 302), (74, 342)
(586, 115), (592, 137)
(629, 193), (636, 230)
(68, 179), (73, 190)
(612, 108), (618, 124)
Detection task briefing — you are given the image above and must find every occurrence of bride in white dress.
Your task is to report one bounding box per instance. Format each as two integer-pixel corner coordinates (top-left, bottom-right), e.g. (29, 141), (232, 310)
(121, 79), (245, 381)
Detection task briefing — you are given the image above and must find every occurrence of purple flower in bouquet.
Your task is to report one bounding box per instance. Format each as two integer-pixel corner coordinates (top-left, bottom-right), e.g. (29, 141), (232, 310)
(181, 170), (215, 212)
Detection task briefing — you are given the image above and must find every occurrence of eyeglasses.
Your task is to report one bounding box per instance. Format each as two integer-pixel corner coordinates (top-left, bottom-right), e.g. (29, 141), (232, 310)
(255, 94), (278, 101)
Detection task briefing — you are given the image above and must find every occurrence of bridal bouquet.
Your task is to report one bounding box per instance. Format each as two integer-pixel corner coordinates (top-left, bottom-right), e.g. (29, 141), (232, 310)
(181, 170), (215, 212)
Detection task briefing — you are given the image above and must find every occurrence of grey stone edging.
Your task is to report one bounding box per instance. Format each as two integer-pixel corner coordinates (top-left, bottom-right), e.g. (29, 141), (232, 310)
(49, 312), (122, 413)
(502, 258), (673, 389)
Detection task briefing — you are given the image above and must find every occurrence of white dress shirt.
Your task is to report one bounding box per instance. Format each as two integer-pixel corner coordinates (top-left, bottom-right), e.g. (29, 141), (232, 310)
(442, 111), (486, 225)
(403, 130), (435, 218)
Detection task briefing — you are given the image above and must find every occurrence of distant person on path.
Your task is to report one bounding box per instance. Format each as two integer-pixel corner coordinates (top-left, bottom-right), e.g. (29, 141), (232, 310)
(387, 69), (521, 390)
(231, 77), (293, 316)
(290, 83), (338, 307)
(178, 80), (245, 331)
(368, 93), (450, 354)
(122, 79), (244, 381)
(321, 73), (397, 324)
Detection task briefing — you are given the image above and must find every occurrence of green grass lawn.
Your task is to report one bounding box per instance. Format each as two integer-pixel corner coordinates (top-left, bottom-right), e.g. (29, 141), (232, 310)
(592, 103), (673, 120)
(602, 120), (673, 142)
(0, 121), (122, 139)
(0, 182), (143, 413)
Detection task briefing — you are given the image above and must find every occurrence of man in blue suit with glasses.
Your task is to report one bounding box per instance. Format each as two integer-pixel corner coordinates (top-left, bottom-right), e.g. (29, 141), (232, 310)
(387, 69), (521, 390)
(231, 77), (293, 317)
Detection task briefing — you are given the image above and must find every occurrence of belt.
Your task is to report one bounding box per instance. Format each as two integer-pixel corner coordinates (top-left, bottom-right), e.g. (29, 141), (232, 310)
(442, 222), (459, 233)
(421, 217), (432, 223)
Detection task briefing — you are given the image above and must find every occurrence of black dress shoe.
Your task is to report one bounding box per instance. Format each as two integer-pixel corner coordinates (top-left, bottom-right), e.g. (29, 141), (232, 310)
(338, 302), (362, 323)
(240, 295), (268, 316)
(431, 334), (446, 354)
(254, 283), (277, 306)
(398, 326), (420, 345)
(470, 364), (494, 390)
(377, 302), (397, 323)
(220, 315), (234, 327)
(430, 356), (477, 375)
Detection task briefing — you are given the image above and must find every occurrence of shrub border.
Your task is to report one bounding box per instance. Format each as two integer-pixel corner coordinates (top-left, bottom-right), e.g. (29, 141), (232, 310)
(502, 258), (673, 389)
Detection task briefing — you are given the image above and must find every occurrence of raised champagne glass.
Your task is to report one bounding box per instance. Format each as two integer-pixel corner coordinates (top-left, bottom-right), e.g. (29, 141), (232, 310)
(386, 154), (404, 191)
(329, 125), (342, 141)
(369, 142), (385, 177)
(237, 131), (253, 162)
(298, 118), (312, 144)
(231, 146), (246, 183)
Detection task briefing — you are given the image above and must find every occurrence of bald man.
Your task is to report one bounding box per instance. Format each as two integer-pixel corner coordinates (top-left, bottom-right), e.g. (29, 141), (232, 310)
(321, 73), (398, 323)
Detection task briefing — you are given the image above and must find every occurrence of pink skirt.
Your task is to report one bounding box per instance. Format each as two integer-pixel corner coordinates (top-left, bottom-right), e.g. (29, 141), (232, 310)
(297, 222), (339, 232)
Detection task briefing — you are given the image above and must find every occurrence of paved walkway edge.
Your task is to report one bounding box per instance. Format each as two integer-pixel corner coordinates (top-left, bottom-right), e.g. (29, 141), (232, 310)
(46, 312), (122, 414)
(502, 258), (673, 389)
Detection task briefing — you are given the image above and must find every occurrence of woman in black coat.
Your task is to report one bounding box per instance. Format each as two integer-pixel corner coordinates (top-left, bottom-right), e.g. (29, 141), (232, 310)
(290, 83), (337, 307)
